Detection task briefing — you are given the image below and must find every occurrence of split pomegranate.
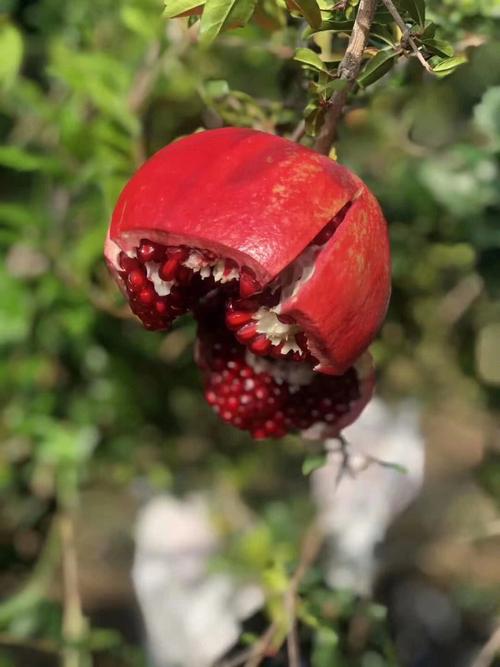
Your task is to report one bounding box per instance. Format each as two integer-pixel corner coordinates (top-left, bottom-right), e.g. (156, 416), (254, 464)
(105, 128), (390, 439)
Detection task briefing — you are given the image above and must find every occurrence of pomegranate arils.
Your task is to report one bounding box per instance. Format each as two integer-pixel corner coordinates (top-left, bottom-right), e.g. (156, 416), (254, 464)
(226, 309), (254, 328)
(159, 250), (186, 281)
(239, 268), (262, 298)
(198, 330), (361, 440)
(138, 239), (165, 263)
(249, 335), (272, 355)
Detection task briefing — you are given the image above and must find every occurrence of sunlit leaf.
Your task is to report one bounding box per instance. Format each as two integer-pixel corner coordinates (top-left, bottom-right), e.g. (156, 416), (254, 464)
(432, 54), (468, 75)
(291, 0), (322, 29)
(200, 0), (258, 44)
(294, 47), (329, 72)
(163, 0), (206, 19)
(421, 38), (454, 58)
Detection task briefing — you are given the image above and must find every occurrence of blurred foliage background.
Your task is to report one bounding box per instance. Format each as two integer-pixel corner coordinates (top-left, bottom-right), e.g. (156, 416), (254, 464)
(0, 0), (499, 665)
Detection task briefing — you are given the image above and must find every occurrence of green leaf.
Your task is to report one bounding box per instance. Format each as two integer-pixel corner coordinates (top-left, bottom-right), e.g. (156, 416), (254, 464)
(0, 146), (59, 172)
(432, 54), (468, 75)
(302, 453), (328, 476)
(0, 22), (23, 88)
(294, 48), (329, 73)
(163, 0), (205, 19)
(317, 78), (349, 98)
(398, 0), (425, 28)
(200, 0), (257, 44)
(357, 49), (398, 88)
(371, 23), (398, 47)
(303, 18), (354, 37)
(293, 0), (322, 29)
(225, 0), (259, 28)
(421, 21), (437, 39)
(421, 38), (454, 58)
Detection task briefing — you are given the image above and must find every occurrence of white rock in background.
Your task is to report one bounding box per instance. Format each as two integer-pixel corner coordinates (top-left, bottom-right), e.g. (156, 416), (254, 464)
(132, 495), (263, 667)
(311, 399), (425, 596)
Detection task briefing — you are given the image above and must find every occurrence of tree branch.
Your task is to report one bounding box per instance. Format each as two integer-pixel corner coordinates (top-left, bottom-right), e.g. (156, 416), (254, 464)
(380, 0), (433, 72)
(314, 0), (379, 155)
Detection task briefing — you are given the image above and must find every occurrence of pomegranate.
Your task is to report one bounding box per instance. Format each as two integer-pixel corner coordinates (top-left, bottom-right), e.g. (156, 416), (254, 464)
(105, 128), (390, 439)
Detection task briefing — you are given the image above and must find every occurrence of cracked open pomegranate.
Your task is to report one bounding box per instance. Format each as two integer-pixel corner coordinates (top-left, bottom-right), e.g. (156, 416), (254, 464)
(105, 128), (390, 439)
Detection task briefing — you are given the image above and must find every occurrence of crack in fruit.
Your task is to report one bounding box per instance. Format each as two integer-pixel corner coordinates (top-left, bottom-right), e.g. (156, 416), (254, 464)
(105, 128), (391, 439)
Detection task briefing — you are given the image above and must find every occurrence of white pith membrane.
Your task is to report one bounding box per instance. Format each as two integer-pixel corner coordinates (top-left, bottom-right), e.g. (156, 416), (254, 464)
(245, 350), (314, 389)
(145, 261), (173, 296)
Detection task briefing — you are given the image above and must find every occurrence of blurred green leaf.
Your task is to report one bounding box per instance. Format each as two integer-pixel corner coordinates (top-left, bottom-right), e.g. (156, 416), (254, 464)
(0, 22), (23, 89)
(0, 269), (30, 346)
(0, 146), (59, 172)
(474, 86), (500, 150)
(302, 453), (328, 476)
(121, 6), (157, 39)
(204, 79), (230, 98)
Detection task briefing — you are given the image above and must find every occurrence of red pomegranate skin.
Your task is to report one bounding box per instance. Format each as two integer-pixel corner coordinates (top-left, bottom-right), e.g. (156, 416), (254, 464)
(107, 128), (390, 375)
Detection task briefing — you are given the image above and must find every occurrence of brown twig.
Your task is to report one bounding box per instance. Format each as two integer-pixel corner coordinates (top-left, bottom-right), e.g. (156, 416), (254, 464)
(217, 523), (324, 667)
(290, 119), (306, 143)
(471, 625), (500, 667)
(313, 0), (378, 155)
(0, 633), (58, 654)
(379, 0), (433, 72)
(242, 623), (279, 667)
(285, 521), (324, 667)
(127, 41), (162, 113)
(60, 514), (86, 667)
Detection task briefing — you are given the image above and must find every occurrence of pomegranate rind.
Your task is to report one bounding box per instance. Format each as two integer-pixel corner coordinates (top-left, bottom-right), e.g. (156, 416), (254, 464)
(107, 127), (391, 375)
(280, 185), (391, 374)
(108, 128), (357, 284)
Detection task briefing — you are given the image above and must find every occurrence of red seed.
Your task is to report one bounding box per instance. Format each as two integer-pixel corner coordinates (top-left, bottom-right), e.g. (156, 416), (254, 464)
(127, 269), (147, 291)
(176, 266), (193, 285)
(138, 240), (165, 263)
(155, 299), (169, 315)
(159, 251), (184, 281)
(239, 268), (262, 298)
(236, 322), (258, 343)
(119, 253), (141, 272)
(139, 287), (155, 305)
(250, 335), (272, 355)
(226, 309), (254, 329)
